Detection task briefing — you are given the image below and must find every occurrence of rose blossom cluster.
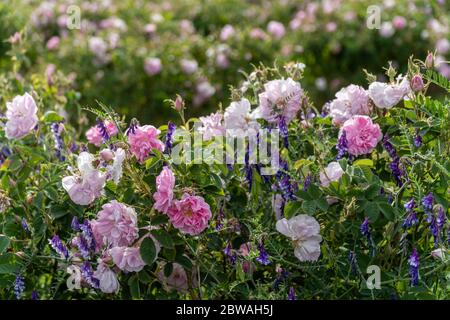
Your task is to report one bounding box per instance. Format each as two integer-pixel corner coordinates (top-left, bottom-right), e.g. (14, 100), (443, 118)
(127, 124), (164, 163)
(328, 85), (371, 126)
(153, 167), (212, 236)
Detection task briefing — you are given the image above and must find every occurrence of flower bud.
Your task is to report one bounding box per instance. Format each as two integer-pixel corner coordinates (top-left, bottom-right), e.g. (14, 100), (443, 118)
(425, 52), (434, 69)
(100, 148), (114, 162)
(174, 95), (184, 112)
(410, 74), (424, 92)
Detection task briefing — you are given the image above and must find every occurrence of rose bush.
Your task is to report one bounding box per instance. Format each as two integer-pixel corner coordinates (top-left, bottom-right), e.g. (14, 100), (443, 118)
(0, 48), (449, 300)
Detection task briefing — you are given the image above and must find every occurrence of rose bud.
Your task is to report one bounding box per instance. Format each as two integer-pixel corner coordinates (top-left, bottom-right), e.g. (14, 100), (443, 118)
(410, 74), (424, 92)
(425, 52), (434, 69)
(100, 148), (114, 162)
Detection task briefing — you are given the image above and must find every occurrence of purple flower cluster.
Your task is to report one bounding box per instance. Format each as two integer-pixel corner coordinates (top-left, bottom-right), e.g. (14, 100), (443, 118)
(49, 235), (69, 259)
(414, 130), (422, 148)
(256, 241), (270, 265)
(223, 243), (237, 265)
(360, 218), (375, 256)
(244, 144), (253, 192)
(165, 121), (176, 154)
(382, 135), (404, 187)
(126, 119), (138, 136)
(278, 116), (289, 148)
(21, 218), (30, 232)
(13, 274), (25, 299)
(215, 205), (225, 231)
(403, 198), (419, 229)
(0, 146), (12, 165)
(408, 248), (420, 286)
(80, 261), (99, 289)
(422, 192), (434, 222)
(302, 174), (311, 192)
(50, 122), (65, 161)
(288, 287), (296, 300)
(276, 160), (294, 200)
(273, 268), (289, 289)
(335, 130), (348, 160)
(96, 118), (110, 142)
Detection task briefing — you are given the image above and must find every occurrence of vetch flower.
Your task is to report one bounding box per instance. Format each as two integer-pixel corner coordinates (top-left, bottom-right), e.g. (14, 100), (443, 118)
(276, 215), (322, 262)
(51, 122), (65, 161)
(166, 193), (212, 235)
(80, 261), (99, 289)
(403, 198), (419, 229)
(319, 162), (344, 187)
(360, 217), (375, 256)
(13, 274), (25, 300)
(256, 241), (270, 265)
(153, 166), (175, 214)
(5, 93), (38, 139)
(110, 246), (145, 273)
(382, 135), (404, 186)
(288, 287), (296, 300)
(422, 192), (434, 222)
(340, 116), (382, 156)
(408, 248), (419, 286)
(335, 130), (348, 160)
(165, 122), (176, 154)
(49, 235), (70, 259)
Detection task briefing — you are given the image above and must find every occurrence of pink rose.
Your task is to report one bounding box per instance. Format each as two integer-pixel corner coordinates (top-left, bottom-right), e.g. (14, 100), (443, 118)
(180, 59), (198, 74)
(267, 21), (285, 39)
(341, 116), (382, 156)
(220, 24), (235, 41)
(167, 193), (212, 235)
(153, 166), (175, 213)
(197, 112), (225, 141)
(329, 84), (370, 126)
(110, 246), (145, 273)
(392, 16), (407, 30)
(94, 262), (120, 293)
(86, 120), (118, 146)
(5, 93), (38, 139)
(256, 78), (303, 124)
(128, 125), (164, 163)
(46, 36), (60, 50)
(144, 57), (162, 76)
(92, 200), (138, 247)
(157, 262), (189, 293)
(319, 162), (344, 187)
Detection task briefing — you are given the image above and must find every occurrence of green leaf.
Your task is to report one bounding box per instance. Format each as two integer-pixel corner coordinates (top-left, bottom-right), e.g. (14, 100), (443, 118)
(0, 253), (20, 274)
(377, 202), (395, 221)
(284, 201), (302, 219)
(175, 255), (193, 270)
(42, 111), (64, 123)
(128, 275), (140, 299)
(140, 237), (157, 266)
(362, 201), (380, 222)
(302, 200), (316, 215)
(164, 262), (173, 277)
(138, 270), (152, 284)
(151, 214), (169, 225)
(353, 159), (374, 168)
(151, 229), (174, 249)
(3, 222), (21, 237)
(0, 236), (10, 253)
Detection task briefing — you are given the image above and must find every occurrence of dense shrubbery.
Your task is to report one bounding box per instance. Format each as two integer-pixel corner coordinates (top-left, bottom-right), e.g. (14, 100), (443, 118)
(1, 0), (449, 124)
(0, 47), (449, 299)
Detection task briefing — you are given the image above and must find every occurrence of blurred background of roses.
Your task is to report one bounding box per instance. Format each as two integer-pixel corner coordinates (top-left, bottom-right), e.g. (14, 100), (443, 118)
(1, 0), (449, 125)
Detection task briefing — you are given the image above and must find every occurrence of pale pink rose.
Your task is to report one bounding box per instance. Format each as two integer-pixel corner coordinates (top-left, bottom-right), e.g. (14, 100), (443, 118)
(157, 262), (189, 293)
(325, 22), (337, 32)
(62, 172), (106, 206)
(46, 36), (60, 50)
(368, 76), (411, 109)
(128, 125), (164, 163)
(5, 93), (38, 139)
(329, 84), (371, 126)
(431, 248), (446, 260)
(255, 78), (303, 124)
(144, 57), (162, 76)
(166, 193), (212, 235)
(153, 166), (175, 213)
(198, 112), (225, 141)
(215, 53), (229, 69)
(436, 38), (450, 55)
(220, 24), (235, 41)
(94, 262), (120, 293)
(341, 116), (382, 156)
(45, 64), (56, 86)
(319, 162), (344, 187)
(180, 59), (198, 74)
(267, 21), (285, 39)
(110, 246), (145, 272)
(224, 98), (260, 138)
(392, 16), (407, 29)
(92, 200), (138, 247)
(276, 215), (322, 262)
(239, 242), (252, 256)
(193, 81), (215, 106)
(62, 152), (106, 206)
(272, 194), (285, 220)
(379, 22), (394, 38)
(144, 23), (157, 35)
(106, 148), (126, 184)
